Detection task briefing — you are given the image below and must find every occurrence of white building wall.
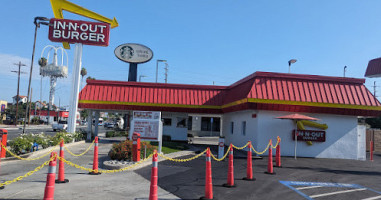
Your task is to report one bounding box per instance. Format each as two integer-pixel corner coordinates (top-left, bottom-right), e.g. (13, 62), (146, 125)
(162, 112), (188, 141)
(222, 109), (364, 160)
(222, 110), (259, 149)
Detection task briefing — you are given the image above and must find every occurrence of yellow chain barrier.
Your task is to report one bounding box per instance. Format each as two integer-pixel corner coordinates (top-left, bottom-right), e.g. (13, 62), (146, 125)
(271, 136), (281, 149)
(56, 154), (153, 173)
(64, 140), (95, 157)
(232, 142), (250, 150)
(1, 143), (58, 161)
(210, 145), (231, 161)
(158, 149), (208, 162)
(251, 142), (271, 155)
(0, 155), (55, 187)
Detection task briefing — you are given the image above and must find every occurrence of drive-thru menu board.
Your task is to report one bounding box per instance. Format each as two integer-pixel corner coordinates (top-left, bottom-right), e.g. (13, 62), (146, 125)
(130, 111), (163, 141)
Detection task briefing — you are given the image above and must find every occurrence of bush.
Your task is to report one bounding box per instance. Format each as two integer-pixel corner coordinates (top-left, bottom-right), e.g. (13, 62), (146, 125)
(8, 131), (85, 156)
(108, 140), (155, 161)
(105, 131), (127, 138)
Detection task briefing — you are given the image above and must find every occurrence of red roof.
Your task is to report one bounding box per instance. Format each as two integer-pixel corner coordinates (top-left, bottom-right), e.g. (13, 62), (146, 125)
(78, 71), (381, 116)
(365, 57), (381, 78)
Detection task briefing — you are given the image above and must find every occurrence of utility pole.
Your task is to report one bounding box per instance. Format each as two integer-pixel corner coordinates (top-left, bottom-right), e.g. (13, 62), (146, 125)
(11, 62), (27, 126)
(164, 63), (169, 83)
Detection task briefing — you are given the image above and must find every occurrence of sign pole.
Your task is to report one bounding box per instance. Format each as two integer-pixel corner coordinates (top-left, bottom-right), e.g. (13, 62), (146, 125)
(128, 63), (138, 82)
(67, 43), (83, 133)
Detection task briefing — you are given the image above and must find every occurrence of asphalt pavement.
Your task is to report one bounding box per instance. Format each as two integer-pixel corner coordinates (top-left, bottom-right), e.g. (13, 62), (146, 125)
(135, 146), (381, 200)
(2, 135), (381, 200)
(0, 134), (180, 200)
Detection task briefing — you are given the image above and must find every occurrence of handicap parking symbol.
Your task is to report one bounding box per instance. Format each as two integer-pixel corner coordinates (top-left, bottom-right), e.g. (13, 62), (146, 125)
(279, 181), (381, 200)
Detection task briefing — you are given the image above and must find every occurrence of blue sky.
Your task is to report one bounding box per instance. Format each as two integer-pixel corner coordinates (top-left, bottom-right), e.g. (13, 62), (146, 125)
(1, 0), (381, 107)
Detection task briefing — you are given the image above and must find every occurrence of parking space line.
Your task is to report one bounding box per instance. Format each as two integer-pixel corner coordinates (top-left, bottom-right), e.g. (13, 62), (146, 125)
(362, 195), (381, 200)
(310, 188), (367, 198)
(296, 186), (322, 190)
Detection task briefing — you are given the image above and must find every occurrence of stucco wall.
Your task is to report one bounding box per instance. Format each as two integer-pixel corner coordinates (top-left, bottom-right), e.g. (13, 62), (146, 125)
(162, 112), (188, 141)
(222, 110), (364, 160)
(222, 110), (259, 149)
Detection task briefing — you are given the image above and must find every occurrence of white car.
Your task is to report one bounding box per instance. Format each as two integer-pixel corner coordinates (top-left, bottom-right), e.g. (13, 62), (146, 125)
(52, 121), (68, 131)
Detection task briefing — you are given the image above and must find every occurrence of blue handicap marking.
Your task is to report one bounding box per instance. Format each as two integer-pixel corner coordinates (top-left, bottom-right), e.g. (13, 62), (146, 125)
(279, 181), (381, 200)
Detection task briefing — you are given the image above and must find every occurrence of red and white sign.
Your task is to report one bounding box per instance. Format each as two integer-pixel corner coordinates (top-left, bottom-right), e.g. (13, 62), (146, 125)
(293, 130), (326, 142)
(48, 18), (110, 46)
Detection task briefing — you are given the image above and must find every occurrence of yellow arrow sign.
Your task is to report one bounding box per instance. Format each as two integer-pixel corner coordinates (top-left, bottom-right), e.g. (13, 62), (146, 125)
(50, 0), (118, 49)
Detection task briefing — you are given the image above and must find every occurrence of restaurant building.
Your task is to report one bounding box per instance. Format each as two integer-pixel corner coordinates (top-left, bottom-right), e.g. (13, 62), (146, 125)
(78, 71), (381, 160)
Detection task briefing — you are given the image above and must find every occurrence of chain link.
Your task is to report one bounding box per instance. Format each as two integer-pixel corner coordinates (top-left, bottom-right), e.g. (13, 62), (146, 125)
(251, 142), (271, 155)
(1, 143), (58, 161)
(56, 154), (153, 173)
(210, 145), (231, 161)
(158, 149), (208, 162)
(271, 136), (281, 149)
(0, 155), (55, 187)
(232, 142), (250, 150)
(64, 140), (95, 157)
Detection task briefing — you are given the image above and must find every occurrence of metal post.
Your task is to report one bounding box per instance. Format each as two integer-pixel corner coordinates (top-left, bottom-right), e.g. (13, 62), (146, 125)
(67, 43), (83, 133)
(294, 121), (297, 160)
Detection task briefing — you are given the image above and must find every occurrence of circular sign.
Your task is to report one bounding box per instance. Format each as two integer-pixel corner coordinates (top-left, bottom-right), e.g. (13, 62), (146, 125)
(219, 142), (224, 147)
(114, 43), (153, 64)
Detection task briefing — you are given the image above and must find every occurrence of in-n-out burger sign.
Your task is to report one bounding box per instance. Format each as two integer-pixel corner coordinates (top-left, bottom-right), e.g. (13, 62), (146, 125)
(48, 18), (110, 46)
(293, 130), (326, 142)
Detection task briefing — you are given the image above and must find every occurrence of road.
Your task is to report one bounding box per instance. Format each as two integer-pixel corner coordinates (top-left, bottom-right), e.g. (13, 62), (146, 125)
(4, 125), (97, 141)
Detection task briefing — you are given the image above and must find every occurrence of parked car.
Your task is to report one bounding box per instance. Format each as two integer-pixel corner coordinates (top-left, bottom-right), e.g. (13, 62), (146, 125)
(105, 122), (116, 129)
(52, 121), (68, 131)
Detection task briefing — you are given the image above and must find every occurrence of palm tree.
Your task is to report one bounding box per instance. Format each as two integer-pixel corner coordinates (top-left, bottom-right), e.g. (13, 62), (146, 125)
(80, 67), (87, 89)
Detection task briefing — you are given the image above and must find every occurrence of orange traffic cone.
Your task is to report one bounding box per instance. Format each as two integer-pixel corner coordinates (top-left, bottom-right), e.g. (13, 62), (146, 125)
(200, 148), (213, 200)
(243, 141), (255, 181)
(43, 152), (57, 200)
(89, 136), (101, 175)
(275, 141), (282, 167)
(0, 146), (3, 190)
(223, 144), (236, 187)
(56, 139), (69, 183)
(370, 140), (374, 162)
(149, 150), (158, 200)
(265, 140), (276, 175)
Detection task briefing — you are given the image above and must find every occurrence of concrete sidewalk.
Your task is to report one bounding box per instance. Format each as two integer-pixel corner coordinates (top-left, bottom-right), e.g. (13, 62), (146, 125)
(0, 136), (181, 200)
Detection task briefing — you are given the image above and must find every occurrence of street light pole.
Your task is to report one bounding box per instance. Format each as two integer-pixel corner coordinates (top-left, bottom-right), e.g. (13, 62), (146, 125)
(344, 66), (347, 77)
(23, 16), (50, 134)
(288, 59), (297, 73)
(156, 59), (167, 83)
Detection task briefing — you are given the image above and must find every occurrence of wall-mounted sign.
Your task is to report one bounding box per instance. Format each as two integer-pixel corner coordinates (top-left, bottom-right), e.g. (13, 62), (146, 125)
(130, 111), (162, 141)
(293, 130), (326, 142)
(114, 43), (153, 64)
(48, 18), (110, 46)
(1, 104), (5, 112)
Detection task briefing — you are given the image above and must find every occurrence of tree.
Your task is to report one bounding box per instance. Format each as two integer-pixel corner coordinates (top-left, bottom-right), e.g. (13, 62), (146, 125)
(80, 67), (87, 89)
(86, 76), (95, 80)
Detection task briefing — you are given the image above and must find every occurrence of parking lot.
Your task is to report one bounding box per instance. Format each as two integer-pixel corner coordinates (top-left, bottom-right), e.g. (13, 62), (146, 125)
(136, 146), (381, 200)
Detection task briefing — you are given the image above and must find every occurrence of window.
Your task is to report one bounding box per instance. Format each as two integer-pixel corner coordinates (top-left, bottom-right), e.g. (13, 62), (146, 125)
(201, 117), (220, 131)
(242, 121), (246, 136)
(176, 117), (187, 128)
(162, 118), (172, 126)
(230, 122), (234, 134)
(187, 116), (193, 130)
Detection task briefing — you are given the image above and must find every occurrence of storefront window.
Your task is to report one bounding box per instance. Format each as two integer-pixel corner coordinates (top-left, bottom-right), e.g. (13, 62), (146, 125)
(177, 117), (187, 128)
(242, 121), (246, 136)
(187, 116), (193, 130)
(162, 118), (172, 126)
(201, 117), (220, 131)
